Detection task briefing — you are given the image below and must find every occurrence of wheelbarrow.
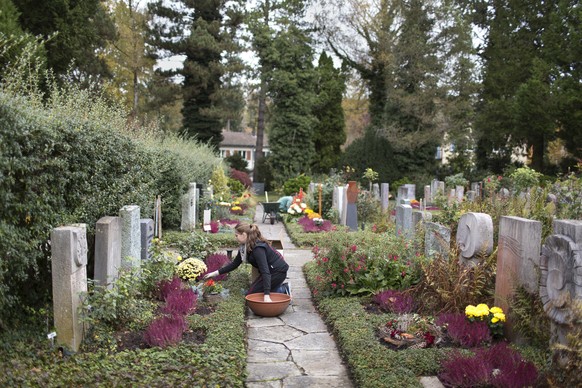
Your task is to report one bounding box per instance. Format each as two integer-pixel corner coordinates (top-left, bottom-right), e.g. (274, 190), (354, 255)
(261, 202), (281, 224)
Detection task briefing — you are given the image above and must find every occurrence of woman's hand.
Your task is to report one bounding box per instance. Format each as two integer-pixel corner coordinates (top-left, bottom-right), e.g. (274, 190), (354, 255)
(203, 270), (219, 280)
(263, 294), (272, 303)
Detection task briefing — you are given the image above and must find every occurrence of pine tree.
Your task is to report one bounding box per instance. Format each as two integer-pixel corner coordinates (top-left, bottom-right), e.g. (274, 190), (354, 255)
(148, 0), (244, 147)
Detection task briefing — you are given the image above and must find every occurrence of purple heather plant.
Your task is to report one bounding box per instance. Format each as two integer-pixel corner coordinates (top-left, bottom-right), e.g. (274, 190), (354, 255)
(201, 253), (231, 281)
(209, 220), (220, 233)
(372, 289), (416, 314)
(436, 312), (491, 348)
(157, 276), (184, 301)
(161, 287), (198, 316)
(438, 342), (538, 388)
(144, 314), (187, 348)
(298, 216), (333, 233)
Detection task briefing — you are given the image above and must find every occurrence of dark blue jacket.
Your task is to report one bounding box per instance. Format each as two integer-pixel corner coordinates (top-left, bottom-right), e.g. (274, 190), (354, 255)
(218, 242), (288, 293)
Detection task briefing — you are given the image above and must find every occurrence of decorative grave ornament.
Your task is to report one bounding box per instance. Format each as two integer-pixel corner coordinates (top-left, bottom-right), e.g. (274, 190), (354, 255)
(456, 212), (494, 266)
(540, 234), (582, 326)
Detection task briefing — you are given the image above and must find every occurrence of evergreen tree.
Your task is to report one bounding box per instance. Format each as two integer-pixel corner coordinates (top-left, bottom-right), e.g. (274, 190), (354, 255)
(268, 21), (318, 184)
(148, 0), (244, 148)
(312, 52), (346, 174)
(11, 0), (115, 81)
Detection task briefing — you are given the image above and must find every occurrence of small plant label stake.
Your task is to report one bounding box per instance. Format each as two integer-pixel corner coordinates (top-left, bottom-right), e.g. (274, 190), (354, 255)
(47, 331), (57, 348)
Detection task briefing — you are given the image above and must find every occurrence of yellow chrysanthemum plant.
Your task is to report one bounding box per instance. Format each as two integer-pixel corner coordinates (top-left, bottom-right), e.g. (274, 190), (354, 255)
(465, 303), (506, 338)
(176, 258), (208, 283)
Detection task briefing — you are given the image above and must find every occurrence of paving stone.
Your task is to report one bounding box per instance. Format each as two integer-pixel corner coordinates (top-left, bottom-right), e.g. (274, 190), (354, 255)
(291, 349), (347, 376)
(420, 376), (445, 388)
(246, 381), (281, 388)
(248, 325), (305, 343)
(246, 340), (290, 363)
(247, 316), (285, 328)
(281, 312), (328, 333)
(290, 303), (316, 313)
(282, 375), (353, 388)
(246, 361), (303, 382)
(286, 333), (338, 350)
(290, 288), (312, 298)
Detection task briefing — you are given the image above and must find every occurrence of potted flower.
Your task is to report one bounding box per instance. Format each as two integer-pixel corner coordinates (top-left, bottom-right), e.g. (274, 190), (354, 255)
(176, 258), (207, 284)
(202, 279), (224, 304)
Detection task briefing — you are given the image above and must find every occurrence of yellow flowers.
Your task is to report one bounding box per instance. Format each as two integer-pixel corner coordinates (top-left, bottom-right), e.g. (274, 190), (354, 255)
(465, 303), (506, 338)
(176, 258), (207, 281)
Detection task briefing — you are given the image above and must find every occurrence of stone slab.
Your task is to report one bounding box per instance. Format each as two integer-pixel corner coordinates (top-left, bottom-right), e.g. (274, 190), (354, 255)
(420, 376), (445, 388)
(246, 340), (290, 363)
(286, 333), (338, 350)
(291, 349), (347, 376)
(283, 375), (354, 387)
(248, 325), (304, 343)
(246, 361), (303, 382)
(247, 317), (286, 328)
(281, 312), (328, 333)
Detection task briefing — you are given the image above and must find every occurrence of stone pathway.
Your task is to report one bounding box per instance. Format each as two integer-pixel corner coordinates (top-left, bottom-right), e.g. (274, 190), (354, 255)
(245, 206), (353, 387)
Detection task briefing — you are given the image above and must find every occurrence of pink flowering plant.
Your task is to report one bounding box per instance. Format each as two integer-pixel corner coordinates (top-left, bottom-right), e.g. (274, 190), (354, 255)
(310, 232), (423, 296)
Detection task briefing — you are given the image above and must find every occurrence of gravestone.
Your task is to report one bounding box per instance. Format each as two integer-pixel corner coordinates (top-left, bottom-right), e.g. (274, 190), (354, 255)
(540, 219), (582, 365)
(447, 188), (456, 205)
(346, 181), (358, 231)
(94, 216), (121, 288)
(397, 186), (409, 205)
(195, 187), (201, 224)
(424, 185), (431, 204)
(381, 183), (389, 212)
(332, 186), (339, 210)
(456, 185), (464, 202)
(424, 222), (451, 259)
(437, 181), (445, 197)
(466, 190), (476, 202)
(338, 186), (348, 226)
(456, 212), (494, 266)
(412, 210), (432, 229)
(372, 183), (380, 200)
(140, 218), (154, 261)
(499, 187), (510, 199)
(252, 182), (265, 195)
(396, 200), (413, 238)
(120, 205), (141, 268)
(181, 183), (197, 231)
(203, 209), (211, 226)
(495, 216), (542, 343)
(404, 184), (416, 200)
(471, 182), (481, 198)
(51, 225), (88, 352)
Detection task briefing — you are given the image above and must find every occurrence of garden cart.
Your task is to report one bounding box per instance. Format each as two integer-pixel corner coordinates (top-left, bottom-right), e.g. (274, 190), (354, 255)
(261, 202), (281, 224)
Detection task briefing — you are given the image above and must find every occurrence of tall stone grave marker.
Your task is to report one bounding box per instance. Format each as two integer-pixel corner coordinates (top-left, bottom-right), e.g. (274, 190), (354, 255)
(339, 186), (348, 226)
(372, 183), (380, 200)
(456, 212), (494, 266)
(425, 222), (451, 259)
(120, 205), (141, 268)
(396, 200), (413, 238)
(471, 182), (481, 198)
(346, 181), (358, 231)
(424, 185), (431, 204)
(51, 225), (88, 352)
(140, 218), (154, 261)
(495, 216), (542, 342)
(181, 183), (197, 231)
(540, 219), (582, 365)
(404, 184), (416, 200)
(456, 185), (465, 202)
(203, 209), (212, 226)
(94, 216), (121, 288)
(397, 186), (409, 205)
(381, 183), (389, 212)
(412, 210), (432, 229)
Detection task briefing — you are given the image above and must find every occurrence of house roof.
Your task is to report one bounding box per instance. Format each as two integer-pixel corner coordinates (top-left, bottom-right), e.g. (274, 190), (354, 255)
(220, 130), (269, 148)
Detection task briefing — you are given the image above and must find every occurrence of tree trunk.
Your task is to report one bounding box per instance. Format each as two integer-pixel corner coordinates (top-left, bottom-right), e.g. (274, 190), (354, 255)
(254, 79), (266, 181)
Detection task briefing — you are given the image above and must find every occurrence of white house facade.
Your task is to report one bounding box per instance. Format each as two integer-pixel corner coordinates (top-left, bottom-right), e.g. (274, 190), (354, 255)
(219, 130), (270, 171)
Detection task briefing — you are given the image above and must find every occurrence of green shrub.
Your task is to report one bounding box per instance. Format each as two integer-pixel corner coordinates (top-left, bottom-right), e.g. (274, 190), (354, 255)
(282, 174), (311, 196)
(509, 166), (542, 193)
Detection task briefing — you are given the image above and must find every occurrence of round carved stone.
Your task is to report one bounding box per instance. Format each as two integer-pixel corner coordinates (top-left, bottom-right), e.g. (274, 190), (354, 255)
(540, 234), (582, 325)
(456, 212), (493, 264)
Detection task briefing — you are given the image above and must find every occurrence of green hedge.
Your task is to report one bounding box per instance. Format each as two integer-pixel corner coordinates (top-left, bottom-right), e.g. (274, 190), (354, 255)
(0, 90), (220, 326)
